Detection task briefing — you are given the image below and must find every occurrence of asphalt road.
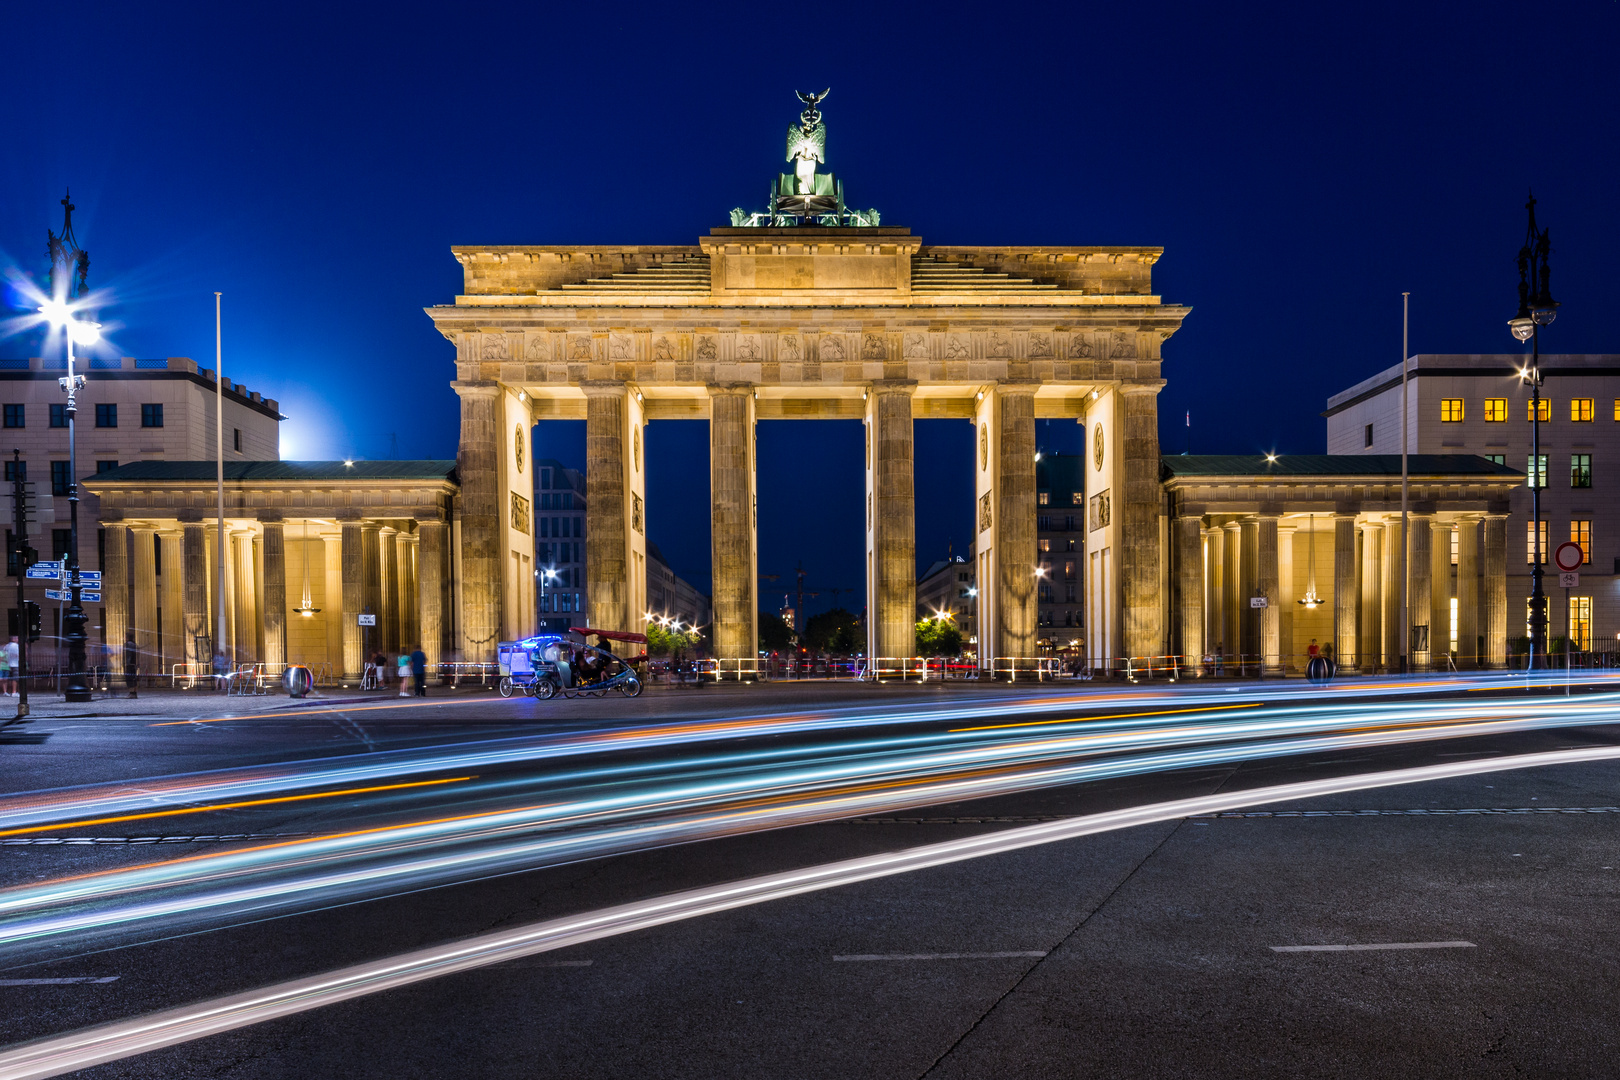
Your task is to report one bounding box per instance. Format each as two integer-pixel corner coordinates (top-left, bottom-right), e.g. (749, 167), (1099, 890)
(1, 678), (1617, 1078)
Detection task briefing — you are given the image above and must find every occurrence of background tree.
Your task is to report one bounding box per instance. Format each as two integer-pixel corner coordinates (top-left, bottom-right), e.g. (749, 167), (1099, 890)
(759, 610), (795, 651)
(645, 622), (701, 657)
(805, 607), (860, 653)
(915, 616), (963, 657)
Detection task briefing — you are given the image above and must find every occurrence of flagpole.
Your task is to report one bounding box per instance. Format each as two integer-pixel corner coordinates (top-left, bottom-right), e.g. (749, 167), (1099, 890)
(215, 293), (227, 666)
(1400, 292), (1410, 673)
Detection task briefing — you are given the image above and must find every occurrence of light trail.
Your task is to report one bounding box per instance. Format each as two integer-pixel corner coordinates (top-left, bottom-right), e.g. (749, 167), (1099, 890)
(2, 744), (1616, 1080)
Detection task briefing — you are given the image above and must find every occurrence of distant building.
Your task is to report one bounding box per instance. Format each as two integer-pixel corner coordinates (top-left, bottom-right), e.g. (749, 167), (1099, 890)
(1326, 354), (1620, 653)
(1036, 452), (1085, 651)
(533, 459), (587, 632)
(0, 356), (281, 652)
(647, 541), (711, 639)
(917, 554), (975, 622)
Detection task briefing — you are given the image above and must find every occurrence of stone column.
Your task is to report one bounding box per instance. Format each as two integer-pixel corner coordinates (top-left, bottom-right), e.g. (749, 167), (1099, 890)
(868, 383), (916, 660)
(379, 527), (399, 655)
(1205, 526), (1224, 661)
(1240, 520), (1259, 663)
(1483, 514), (1508, 668)
(322, 533), (343, 676)
(160, 531), (184, 675)
(417, 520), (449, 671)
(131, 526), (157, 677)
(1257, 515), (1281, 674)
(709, 386), (757, 659)
(1223, 522), (1242, 664)
(995, 386), (1037, 658)
(1409, 514), (1433, 669)
(1381, 522), (1400, 672)
(1333, 514), (1359, 673)
(1175, 516), (1204, 665)
(261, 520), (286, 669)
(1277, 522), (1296, 670)
(453, 382), (502, 662)
(102, 523), (129, 666)
(1119, 384), (1163, 657)
(1431, 519), (1453, 667)
(232, 531), (257, 664)
(1457, 518), (1480, 669)
(401, 532), (419, 651)
(341, 520), (364, 680)
(361, 523), (382, 664)
(1359, 523), (1383, 672)
(586, 384), (631, 635)
(182, 522), (208, 666)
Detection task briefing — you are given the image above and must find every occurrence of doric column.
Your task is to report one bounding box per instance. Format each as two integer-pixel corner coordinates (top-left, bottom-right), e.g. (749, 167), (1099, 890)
(453, 382), (502, 662)
(1257, 514), (1281, 674)
(182, 521), (208, 666)
(1409, 514), (1433, 669)
(102, 523), (129, 664)
(1431, 519), (1453, 667)
(1359, 522), (1382, 672)
(1223, 521), (1242, 663)
(379, 526), (399, 655)
(1119, 384), (1163, 657)
(1457, 517), (1480, 669)
(1277, 522), (1296, 669)
(361, 523), (382, 662)
(341, 520), (364, 680)
(1240, 520), (1259, 662)
(417, 520), (449, 670)
(232, 530), (257, 663)
(1205, 525), (1225, 660)
(1175, 516), (1204, 665)
(261, 519), (286, 669)
(160, 530), (184, 675)
(322, 533), (344, 676)
(709, 385), (757, 659)
(585, 383), (631, 635)
(401, 532), (419, 651)
(1333, 514), (1359, 673)
(866, 382), (916, 660)
(1381, 521), (1400, 671)
(1483, 514), (1508, 669)
(995, 386), (1037, 658)
(131, 526), (157, 674)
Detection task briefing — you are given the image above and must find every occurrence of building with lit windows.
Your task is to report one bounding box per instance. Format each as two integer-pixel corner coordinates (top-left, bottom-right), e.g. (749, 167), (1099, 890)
(917, 553), (975, 625)
(1326, 354), (1620, 655)
(533, 459), (587, 632)
(1036, 452), (1084, 650)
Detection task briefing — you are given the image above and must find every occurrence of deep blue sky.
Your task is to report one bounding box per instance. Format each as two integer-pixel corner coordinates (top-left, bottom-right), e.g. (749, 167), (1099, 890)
(4, 0), (1617, 613)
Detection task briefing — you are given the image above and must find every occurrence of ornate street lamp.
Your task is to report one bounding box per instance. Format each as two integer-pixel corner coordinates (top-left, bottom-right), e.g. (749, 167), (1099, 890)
(40, 191), (96, 702)
(1509, 191), (1558, 671)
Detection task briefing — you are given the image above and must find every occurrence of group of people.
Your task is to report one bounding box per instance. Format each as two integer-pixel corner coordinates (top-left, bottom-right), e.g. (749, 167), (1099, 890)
(368, 648), (429, 697)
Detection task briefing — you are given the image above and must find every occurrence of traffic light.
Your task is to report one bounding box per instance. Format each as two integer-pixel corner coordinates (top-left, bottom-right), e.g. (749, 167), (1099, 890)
(24, 601), (40, 643)
(20, 546), (37, 571)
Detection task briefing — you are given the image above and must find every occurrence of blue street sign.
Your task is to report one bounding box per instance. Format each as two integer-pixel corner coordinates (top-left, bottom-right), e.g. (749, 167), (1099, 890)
(43, 589), (66, 601)
(73, 571), (101, 584)
(80, 590), (101, 602)
(26, 565), (61, 581)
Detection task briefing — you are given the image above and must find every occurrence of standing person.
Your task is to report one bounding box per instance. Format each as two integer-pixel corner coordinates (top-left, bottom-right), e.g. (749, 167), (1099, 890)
(410, 644), (427, 697)
(396, 652), (411, 697)
(373, 651), (388, 690)
(0, 635), (14, 697)
(122, 631), (139, 699)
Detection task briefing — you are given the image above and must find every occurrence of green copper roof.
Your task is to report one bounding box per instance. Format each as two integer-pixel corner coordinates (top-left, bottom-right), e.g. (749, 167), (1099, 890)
(1161, 455), (1522, 479)
(87, 461), (458, 483)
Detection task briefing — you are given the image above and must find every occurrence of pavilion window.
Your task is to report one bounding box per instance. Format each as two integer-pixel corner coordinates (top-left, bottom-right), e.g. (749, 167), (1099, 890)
(1440, 398), (1464, 422)
(1571, 454), (1592, 488)
(1528, 398), (1551, 422)
(1571, 520), (1591, 564)
(1571, 398), (1595, 422)
(1526, 520), (1548, 564)
(1483, 398), (1507, 422)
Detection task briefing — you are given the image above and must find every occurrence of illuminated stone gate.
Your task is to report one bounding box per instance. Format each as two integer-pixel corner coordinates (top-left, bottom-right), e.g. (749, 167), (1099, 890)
(428, 94), (1190, 669)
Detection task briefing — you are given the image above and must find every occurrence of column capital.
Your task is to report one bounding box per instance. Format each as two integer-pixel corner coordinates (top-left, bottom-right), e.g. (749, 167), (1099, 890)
(580, 380), (629, 397)
(450, 380), (501, 400)
(1118, 380), (1168, 397)
(1484, 511), (1511, 522)
(867, 379), (917, 395)
(705, 382), (755, 397)
(255, 511), (285, 523)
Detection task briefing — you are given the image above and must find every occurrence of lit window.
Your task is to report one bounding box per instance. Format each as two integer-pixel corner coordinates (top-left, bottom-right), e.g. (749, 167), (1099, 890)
(1526, 520), (1548, 564)
(1071, 492), (1083, 506)
(1483, 398), (1507, 422)
(1528, 398), (1551, 422)
(1527, 454), (1547, 488)
(1614, 400), (1620, 422)
(1485, 454), (1505, 466)
(1571, 520), (1591, 564)
(1038, 538), (1050, 553)
(1037, 492), (1049, 506)
(1569, 596), (1592, 651)
(1571, 453), (1592, 488)
(1440, 398), (1464, 422)
(1572, 398), (1595, 422)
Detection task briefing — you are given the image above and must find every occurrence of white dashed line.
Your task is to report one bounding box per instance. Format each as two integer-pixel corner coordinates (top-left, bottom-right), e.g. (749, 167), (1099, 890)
(0, 977), (119, 986)
(1270, 941), (1475, 953)
(833, 951), (1047, 962)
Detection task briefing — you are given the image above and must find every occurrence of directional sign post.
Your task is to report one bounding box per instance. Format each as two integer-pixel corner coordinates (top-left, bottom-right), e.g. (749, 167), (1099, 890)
(72, 570), (101, 585)
(79, 590), (101, 603)
(43, 589), (66, 602)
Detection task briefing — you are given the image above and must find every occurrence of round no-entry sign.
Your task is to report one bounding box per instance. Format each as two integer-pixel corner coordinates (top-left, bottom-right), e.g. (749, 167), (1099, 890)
(1554, 541), (1584, 573)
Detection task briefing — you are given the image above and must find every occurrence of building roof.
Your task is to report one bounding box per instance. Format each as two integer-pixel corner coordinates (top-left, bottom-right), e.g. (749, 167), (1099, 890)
(1325, 354), (1620, 415)
(87, 460), (458, 483)
(1160, 454), (1522, 479)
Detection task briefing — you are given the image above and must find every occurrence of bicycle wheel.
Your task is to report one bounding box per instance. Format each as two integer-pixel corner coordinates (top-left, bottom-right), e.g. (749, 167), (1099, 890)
(533, 679), (557, 700)
(620, 677), (642, 699)
(498, 677), (514, 698)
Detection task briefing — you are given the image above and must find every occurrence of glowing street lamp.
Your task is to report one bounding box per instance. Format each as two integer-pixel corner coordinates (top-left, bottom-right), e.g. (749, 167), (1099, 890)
(538, 567), (558, 626)
(1511, 191), (1558, 670)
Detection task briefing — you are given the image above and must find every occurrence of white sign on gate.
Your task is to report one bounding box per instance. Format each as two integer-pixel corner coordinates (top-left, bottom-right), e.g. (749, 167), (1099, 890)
(1249, 597), (1268, 608)
(357, 614), (377, 626)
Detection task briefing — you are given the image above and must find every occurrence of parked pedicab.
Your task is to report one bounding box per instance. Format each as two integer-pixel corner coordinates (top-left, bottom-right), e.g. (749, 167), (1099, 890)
(496, 627), (646, 700)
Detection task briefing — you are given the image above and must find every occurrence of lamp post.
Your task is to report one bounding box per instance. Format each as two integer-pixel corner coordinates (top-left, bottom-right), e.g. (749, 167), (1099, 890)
(538, 567), (556, 629)
(36, 306), (99, 702)
(1509, 191), (1558, 672)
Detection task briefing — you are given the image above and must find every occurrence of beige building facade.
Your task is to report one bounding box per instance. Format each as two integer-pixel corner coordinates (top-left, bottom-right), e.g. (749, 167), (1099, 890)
(427, 229), (1189, 670)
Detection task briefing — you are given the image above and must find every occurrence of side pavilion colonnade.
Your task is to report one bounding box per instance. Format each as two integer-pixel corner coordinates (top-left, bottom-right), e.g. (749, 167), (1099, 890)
(428, 227), (1191, 670)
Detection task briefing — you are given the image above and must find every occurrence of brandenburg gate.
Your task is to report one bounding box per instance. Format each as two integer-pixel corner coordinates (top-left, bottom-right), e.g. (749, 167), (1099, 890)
(428, 93), (1190, 669)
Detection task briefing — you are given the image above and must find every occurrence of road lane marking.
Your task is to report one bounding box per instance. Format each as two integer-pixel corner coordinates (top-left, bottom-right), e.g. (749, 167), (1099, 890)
(1270, 941), (1475, 953)
(0, 978), (118, 986)
(5, 744), (1618, 1080)
(833, 952), (1046, 961)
